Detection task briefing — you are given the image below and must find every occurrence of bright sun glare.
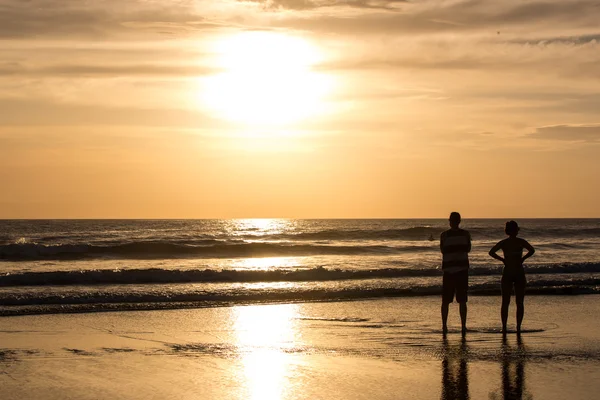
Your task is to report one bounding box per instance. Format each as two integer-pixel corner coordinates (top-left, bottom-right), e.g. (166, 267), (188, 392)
(235, 304), (298, 400)
(202, 32), (332, 126)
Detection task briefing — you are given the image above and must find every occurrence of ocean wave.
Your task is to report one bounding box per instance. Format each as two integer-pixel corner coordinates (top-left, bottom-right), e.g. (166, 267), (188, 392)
(1, 263), (600, 287)
(0, 280), (598, 316)
(265, 226), (600, 241)
(2, 223), (600, 260)
(264, 227), (443, 241)
(0, 241), (435, 260)
(520, 226), (600, 237)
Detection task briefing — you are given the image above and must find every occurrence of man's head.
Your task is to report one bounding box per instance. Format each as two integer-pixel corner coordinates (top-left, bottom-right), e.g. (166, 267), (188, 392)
(449, 212), (461, 229)
(505, 220), (519, 237)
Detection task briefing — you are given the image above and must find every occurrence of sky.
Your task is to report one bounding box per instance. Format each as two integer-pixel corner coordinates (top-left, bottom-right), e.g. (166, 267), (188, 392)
(1, 0), (599, 218)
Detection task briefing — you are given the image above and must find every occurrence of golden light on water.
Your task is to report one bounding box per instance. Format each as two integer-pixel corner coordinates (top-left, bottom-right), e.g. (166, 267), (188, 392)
(234, 304), (300, 400)
(233, 218), (292, 236)
(202, 32), (333, 126)
(232, 257), (299, 270)
(237, 218), (283, 232)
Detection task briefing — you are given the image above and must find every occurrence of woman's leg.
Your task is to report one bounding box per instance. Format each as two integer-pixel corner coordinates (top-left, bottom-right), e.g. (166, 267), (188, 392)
(515, 275), (526, 334)
(501, 276), (512, 333)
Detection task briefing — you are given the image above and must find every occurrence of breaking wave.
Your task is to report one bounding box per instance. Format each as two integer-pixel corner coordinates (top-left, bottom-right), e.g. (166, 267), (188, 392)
(0, 280), (598, 316)
(1, 263), (600, 287)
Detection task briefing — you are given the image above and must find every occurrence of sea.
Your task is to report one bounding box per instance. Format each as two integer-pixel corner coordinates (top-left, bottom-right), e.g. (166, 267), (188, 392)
(1, 219), (599, 316)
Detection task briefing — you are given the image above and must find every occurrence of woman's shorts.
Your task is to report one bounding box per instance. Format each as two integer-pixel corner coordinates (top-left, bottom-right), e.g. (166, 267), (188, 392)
(501, 268), (526, 295)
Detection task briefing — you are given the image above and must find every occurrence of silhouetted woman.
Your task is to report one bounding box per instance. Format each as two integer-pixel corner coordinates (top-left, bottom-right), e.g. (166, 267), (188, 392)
(489, 221), (535, 334)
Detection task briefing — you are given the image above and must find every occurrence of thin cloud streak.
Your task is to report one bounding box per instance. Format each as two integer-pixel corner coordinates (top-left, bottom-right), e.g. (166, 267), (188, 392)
(0, 0), (231, 39)
(530, 124), (600, 142)
(0, 63), (218, 78)
(0, 99), (220, 128)
(240, 0), (408, 11)
(277, 0), (600, 35)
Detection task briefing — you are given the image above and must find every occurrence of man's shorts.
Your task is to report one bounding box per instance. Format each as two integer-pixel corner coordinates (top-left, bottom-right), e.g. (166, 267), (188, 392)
(442, 269), (469, 303)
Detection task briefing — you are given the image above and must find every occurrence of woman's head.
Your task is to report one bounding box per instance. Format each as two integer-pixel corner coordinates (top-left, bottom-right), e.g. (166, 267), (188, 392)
(505, 220), (520, 236)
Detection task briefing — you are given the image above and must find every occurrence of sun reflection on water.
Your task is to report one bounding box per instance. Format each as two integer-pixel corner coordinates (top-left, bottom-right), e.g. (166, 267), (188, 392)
(231, 257), (300, 270)
(233, 219), (292, 236)
(234, 304), (300, 400)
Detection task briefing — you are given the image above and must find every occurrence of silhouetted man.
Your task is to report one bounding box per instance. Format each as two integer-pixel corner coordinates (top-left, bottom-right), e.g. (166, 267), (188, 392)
(440, 212), (471, 335)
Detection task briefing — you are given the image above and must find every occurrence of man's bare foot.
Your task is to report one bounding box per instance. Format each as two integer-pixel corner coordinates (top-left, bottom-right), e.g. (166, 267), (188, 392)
(461, 327), (467, 336)
(442, 326), (448, 335)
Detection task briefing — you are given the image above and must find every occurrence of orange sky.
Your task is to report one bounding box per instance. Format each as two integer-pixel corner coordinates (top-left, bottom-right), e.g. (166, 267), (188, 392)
(1, 0), (599, 218)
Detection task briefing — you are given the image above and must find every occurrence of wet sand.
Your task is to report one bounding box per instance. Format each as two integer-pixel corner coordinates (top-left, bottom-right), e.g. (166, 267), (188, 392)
(1, 295), (599, 399)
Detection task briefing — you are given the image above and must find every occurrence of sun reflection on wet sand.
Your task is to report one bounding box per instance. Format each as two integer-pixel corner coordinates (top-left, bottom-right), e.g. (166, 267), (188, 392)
(233, 304), (300, 400)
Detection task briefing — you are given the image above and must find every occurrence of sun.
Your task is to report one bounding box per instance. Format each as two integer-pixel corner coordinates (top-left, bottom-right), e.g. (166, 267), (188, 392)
(201, 32), (332, 126)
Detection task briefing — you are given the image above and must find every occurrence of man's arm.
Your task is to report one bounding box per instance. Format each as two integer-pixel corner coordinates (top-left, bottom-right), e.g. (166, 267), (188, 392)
(521, 239), (535, 263)
(440, 232), (445, 254)
(489, 240), (505, 262)
(466, 231), (472, 253)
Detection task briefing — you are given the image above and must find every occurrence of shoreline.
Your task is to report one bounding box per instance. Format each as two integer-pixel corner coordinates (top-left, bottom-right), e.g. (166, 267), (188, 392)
(1, 289), (599, 317)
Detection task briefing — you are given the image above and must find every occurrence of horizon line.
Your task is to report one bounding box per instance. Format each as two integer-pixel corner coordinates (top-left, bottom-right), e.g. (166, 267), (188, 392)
(1, 217), (599, 221)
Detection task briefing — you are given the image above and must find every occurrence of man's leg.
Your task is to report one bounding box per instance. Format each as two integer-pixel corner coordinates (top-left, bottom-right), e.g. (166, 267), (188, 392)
(459, 302), (467, 335)
(442, 301), (450, 334)
(441, 273), (452, 333)
(456, 270), (468, 334)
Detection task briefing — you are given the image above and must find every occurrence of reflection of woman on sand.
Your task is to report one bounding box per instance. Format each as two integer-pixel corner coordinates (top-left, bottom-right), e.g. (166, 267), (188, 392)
(489, 336), (532, 400)
(440, 337), (469, 400)
(489, 221), (535, 334)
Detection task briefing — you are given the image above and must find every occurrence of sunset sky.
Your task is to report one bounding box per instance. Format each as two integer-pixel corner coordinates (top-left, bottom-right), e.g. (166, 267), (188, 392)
(1, 0), (599, 218)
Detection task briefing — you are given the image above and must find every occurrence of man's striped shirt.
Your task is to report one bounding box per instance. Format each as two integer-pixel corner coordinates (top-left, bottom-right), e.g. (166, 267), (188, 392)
(440, 228), (471, 273)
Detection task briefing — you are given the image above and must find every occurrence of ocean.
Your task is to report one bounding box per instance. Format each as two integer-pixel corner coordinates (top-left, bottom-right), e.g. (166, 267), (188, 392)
(1, 219), (599, 315)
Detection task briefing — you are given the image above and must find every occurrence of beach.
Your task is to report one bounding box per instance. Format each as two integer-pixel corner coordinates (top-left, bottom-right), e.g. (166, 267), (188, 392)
(1, 295), (599, 399)
(1, 219), (599, 398)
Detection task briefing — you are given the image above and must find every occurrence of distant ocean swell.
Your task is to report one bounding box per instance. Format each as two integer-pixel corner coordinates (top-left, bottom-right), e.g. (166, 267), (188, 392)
(1, 263), (600, 287)
(0, 241), (435, 260)
(264, 226), (600, 240)
(3, 225), (600, 246)
(0, 227), (442, 244)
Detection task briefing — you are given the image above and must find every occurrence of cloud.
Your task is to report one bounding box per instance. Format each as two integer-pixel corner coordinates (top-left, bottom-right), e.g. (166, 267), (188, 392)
(0, 0), (227, 39)
(530, 124), (600, 142)
(2, 0), (599, 40)
(316, 37), (600, 80)
(513, 33), (600, 46)
(278, 0), (600, 35)
(240, 0), (407, 11)
(0, 62), (217, 78)
(0, 98), (221, 128)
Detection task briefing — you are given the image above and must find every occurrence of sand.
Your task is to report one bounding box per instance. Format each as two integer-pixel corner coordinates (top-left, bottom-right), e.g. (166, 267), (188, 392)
(1, 295), (599, 399)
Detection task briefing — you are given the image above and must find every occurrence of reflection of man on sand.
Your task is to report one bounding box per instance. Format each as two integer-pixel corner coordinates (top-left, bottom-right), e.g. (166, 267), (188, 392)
(441, 337), (469, 400)
(490, 336), (532, 400)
